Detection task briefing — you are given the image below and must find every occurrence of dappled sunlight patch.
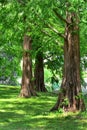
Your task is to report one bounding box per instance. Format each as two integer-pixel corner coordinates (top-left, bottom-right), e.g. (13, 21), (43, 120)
(14, 110), (27, 115)
(0, 110), (6, 112)
(31, 113), (56, 119)
(0, 122), (9, 127)
(29, 117), (47, 128)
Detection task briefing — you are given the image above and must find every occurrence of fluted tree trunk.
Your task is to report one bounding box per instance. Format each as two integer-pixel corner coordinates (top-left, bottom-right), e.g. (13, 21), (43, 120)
(34, 50), (46, 92)
(20, 35), (36, 97)
(51, 12), (85, 112)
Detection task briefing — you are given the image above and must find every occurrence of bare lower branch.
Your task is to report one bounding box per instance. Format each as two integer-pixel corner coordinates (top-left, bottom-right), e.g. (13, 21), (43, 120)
(53, 8), (68, 24)
(46, 24), (65, 39)
(42, 30), (51, 37)
(42, 30), (60, 45)
(42, 30), (64, 50)
(33, 11), (65, 39)
(17, 0), (25, 5)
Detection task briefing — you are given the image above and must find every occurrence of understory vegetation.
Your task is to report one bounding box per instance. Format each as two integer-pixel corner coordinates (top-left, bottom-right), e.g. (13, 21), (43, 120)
(0, 85), (87, 130)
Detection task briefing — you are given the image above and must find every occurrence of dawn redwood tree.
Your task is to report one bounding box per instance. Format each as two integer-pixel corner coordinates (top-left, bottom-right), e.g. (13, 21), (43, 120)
(51, 9), (86, 112)
(20, 35), (36, 97)
(34, 49), (46, 92)
(17, 0), (37, 97)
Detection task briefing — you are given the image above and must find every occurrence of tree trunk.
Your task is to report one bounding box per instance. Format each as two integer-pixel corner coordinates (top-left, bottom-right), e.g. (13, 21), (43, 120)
(34, 50), (46, 92)
(51, 12), (86, 112)
(20, 35), (36, 97)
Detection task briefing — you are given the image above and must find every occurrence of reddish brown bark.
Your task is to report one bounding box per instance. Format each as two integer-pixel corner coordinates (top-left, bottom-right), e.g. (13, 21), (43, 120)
(20, 35), (36, 97)
(34, 50), (46, 92)
(51, 12), (85, 112)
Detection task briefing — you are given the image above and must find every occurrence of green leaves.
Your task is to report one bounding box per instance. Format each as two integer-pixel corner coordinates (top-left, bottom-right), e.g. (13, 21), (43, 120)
(0, 0), (87, 84)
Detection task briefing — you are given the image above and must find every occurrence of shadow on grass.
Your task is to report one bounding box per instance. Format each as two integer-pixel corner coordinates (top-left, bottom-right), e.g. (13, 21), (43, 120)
(0, 111), (87, 130)
(0, 86), (20, 98)
(0, 85), (87, 130)
(0, 99), (87, 130)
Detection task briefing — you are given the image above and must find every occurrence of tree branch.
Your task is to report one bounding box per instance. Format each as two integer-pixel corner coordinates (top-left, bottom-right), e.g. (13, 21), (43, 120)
(33, 11), (65, 39)
(46, 24), (65, 39)
(53, 8), (68, 24)
(42, 30), (51, 37)
(42, 30), (59, 43)
(17, 0), (25, 5)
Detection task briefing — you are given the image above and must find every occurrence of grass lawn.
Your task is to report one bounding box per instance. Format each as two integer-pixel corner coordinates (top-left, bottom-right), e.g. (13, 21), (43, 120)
(0, 85), (87, 130)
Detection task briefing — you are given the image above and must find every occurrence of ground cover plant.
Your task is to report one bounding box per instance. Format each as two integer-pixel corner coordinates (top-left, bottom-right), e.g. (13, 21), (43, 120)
(0, 85), (87, 130)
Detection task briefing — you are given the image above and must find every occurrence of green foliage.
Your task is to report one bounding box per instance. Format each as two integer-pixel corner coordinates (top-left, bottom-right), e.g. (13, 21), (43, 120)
(75, 92), (83, 100)
(44, 68), (52, 92)
(0, 1), (23, 84)
(62, 98), (69, 106)
(0, 0), (87, 84)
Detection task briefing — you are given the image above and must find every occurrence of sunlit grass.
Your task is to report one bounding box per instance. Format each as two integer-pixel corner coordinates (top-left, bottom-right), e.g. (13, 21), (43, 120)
(0, 85), (87, 130)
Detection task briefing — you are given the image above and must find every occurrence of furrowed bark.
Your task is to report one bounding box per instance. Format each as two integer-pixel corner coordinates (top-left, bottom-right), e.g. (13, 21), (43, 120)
(20, 35), (36, 97)
(51, 12), (86, 112)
